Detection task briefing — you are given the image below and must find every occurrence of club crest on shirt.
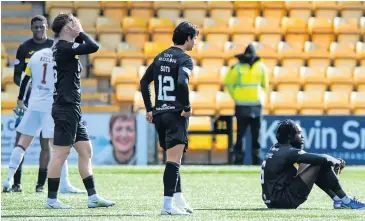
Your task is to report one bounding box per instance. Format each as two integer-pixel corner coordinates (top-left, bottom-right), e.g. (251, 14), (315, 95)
(72, 43), (80, 49)
(28, 51), (35, 55)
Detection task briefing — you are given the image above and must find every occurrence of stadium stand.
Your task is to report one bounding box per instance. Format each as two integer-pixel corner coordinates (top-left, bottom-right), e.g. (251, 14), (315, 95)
(1, 1), (364, 134)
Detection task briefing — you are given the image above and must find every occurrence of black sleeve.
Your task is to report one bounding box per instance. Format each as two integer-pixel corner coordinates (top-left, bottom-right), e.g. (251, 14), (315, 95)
(67, 32), (99, 55)
(288, 149), (328, 165)
(13, 44), (26, 86)
(177, 58), (193, 112)
(18, 75), (30, 100)
(140, 63), (154, 112)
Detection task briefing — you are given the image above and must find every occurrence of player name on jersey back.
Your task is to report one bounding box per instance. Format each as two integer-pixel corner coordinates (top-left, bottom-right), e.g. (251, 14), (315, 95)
(27, 48), (55, 113)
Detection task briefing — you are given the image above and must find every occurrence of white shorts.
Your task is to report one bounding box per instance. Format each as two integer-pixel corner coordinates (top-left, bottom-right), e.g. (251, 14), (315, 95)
(17, 110), (54, 138)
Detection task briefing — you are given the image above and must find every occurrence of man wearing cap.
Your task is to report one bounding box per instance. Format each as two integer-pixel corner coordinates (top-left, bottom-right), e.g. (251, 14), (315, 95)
(224, 44), (269, 165)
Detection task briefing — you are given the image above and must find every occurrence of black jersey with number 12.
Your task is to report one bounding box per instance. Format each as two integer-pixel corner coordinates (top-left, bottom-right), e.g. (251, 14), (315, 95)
(141, 47), (193, 116)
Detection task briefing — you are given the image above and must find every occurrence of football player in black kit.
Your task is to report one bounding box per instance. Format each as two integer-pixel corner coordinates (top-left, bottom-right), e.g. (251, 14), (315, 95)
(45, 13), (115, 209)
(261, 119), (365, 209)
(9, 15), (82, 194)
(140, 21), (199, 215)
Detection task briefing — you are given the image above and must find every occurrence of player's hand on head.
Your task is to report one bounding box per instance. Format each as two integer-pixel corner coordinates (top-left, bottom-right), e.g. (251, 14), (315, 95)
(146, 111), (153, 124)
(70, 17), (83, 34)
(328, 157), (341, 168)
(16, 100), (27, 111)
(334, 158), (346, 175)
(181, 109), (192, 119)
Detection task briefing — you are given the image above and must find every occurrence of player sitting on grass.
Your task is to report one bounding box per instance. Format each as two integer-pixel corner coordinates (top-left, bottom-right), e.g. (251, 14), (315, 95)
(261, 119), (365, 209)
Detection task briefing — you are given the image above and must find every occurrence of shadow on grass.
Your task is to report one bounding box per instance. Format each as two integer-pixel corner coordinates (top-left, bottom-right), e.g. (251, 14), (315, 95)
(195, 208), (325, 211)
(2, 214), (145, 218)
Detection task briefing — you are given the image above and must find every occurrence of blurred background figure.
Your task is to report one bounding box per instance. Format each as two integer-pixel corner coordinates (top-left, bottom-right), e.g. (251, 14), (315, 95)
(224, 44), (269, 165)
(95, 114), (136, 165)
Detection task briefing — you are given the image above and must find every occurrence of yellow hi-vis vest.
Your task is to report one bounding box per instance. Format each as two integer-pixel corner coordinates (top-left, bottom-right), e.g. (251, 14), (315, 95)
(224, 60), (269, 105)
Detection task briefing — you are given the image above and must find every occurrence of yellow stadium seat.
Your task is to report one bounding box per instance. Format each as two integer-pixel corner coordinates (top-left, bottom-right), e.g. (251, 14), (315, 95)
(359, 85), (365, 92)
(1, 67), (13, 86)
(116, 84), (138, 103)
(123, 17), (149, 50)
(5, 83), (18, 93)
(305, 41), (331, 69)
(327, 67), (353, 92)
(190, 91), (216, 116)
(273, 66), (300, 90)
(261, 59), (277, 77)
(197, 84), (220, 101)
(144, 42), (171, 60)
(208, 1), (233, 23)
(308, 17), (334, 47)
(270, 91), (298, 115)
(229, 17), (255, 45)
(1, 92), (17, 109)
(81, 105), (120, 113)
(261, 2), (286, 19)
(282, 17), (308, 45)
(154, 2), (181, 21)
(224, 42), (248, 61)
(313, 1), (339, 20)
(298, 91), (324, 115)
(181, 2), (208, 28)
(351, 92), (365, 115)
(46, 1), (73, 21)
(90, 51), (117, 77)
(234, 1), (260, 19)
(216, 91), (234, 115)
(101, 2), (128, 24)
(300, 66), (327, 92)
(133, 91), (145, 113)
(361, 17), (365, 35)
(82, 92), (108, 102)
(188, 116), (213, 150)
(256, 17), (282, 48)
(111, 66), (138, 86)
(96, 17), (123, 51)
(149, 18), (174, 43)
(74, 2), (101, 28)
(334, 17), (360, 44)
(197, 42), (225, 68)
(338, 1), (363, 20)
(129, 1), (154, 20)
(330, 42), (357, 70)
(214, 134), (229, 151)
(193, 66), (220, 85)
(324, 91), (351, 115)
(253, 42), (277, 60)
(356, 41), (365, 64)
(278, 42), (304, 67)
(285, 1), (313, 21)
(117, 42), (144, 68)
(231, 34), (255, 46)
(354, 66), (365, 90)
(219, 66), (229, 86)
(204, 18), (229, 49)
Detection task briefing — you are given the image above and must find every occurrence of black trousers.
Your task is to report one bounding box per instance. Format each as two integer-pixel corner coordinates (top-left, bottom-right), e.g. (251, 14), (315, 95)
(233, 116), (261, 165)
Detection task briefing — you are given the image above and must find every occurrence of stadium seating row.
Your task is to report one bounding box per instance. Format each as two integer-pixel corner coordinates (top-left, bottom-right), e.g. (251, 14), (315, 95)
(44, 1), (365, 26)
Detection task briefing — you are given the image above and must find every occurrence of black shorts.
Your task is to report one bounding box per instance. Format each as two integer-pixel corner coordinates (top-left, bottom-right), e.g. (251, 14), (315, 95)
(266, 177), (310, 209)
(153, 112), (189, 152)
(52, 105), (89, 146)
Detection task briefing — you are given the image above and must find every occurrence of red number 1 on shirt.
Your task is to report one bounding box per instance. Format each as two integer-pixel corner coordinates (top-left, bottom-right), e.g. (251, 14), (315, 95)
(42, 63), (47, 84)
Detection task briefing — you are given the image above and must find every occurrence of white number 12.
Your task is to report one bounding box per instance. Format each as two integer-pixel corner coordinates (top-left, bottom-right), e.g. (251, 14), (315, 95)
(158, 75), (176, 101)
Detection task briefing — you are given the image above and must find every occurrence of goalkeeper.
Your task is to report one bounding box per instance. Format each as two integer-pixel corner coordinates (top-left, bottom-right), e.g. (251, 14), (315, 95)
(261, 119), (365, 209)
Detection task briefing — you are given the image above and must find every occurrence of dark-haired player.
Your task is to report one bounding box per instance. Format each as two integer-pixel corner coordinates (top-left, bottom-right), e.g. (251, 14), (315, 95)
(261, 119), (365, 209)
(46, 14), (115, 209)
(9, 15), (82, 194)
(140, 21), (199, 215)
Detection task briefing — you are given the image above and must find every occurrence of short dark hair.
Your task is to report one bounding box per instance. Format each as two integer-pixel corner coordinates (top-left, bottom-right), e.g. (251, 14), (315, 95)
(31, 15), (47, 26)
(172, 21), (199, 45)
(52, 13), (72, 35)
(276, 119), (298, 144)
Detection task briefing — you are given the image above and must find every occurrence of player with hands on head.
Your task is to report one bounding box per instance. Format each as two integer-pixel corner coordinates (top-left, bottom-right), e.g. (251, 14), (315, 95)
(140, 21), (198, 215)
(261, 119), (365, 210)
(45, 14), (115, 209)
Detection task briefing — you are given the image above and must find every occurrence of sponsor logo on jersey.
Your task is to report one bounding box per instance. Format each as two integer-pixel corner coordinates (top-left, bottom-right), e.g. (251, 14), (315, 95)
(156, 104), (176, 111)
(298, 150), (306, 155)
(29, 51), (35, 55)
(72, 43), (80, 49)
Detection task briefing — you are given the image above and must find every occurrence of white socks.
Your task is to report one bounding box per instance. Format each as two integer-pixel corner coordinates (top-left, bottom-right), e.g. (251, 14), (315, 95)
(333, 196), (341, 201)
(88, 194), (98, 201)
(163, 196), (173, 210)
(60, 160), (71, 188)
(174, 192), (188, 207)
(341, 196), (351, 204)
(6, 146), (25, 183)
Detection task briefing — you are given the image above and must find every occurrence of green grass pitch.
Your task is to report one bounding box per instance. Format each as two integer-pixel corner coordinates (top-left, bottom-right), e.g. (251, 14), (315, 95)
(2, 166), (365, 221)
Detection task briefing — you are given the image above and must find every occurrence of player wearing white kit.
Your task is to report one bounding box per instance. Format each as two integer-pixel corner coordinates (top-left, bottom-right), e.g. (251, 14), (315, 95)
(3, 47), (84, 194)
